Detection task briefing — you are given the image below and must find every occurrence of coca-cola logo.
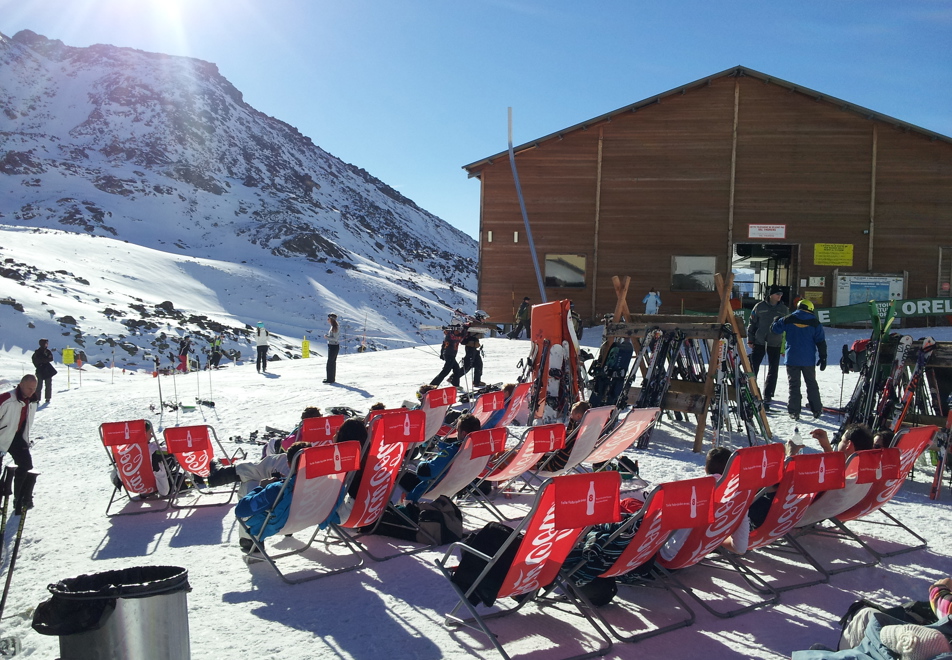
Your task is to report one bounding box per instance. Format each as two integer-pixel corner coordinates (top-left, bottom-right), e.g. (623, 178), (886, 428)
(619, 510), (664, 572)
(509, 504), (575, 594)
(116, 443), (148, 493)
(761, 488), (810, 542)
(355, 440), (404, 525)
(181, 451), (210, 477)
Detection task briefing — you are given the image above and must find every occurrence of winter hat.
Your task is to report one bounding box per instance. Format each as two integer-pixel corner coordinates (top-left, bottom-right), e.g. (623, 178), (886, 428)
(767, 284), (783, 297)
(880, 624), (951, 660)
(39, 338), (48, 345)
(523, 297), (530, 302)
(327, 313), (338, 319)
(257, 322), (264, 327)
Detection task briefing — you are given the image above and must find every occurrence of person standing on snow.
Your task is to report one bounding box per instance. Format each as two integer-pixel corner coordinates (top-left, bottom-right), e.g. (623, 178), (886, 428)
(747, 285), (788, 405)
(509, 296), (531, 339)
(772, 299), (827, 420)
(177, 336), (192, 372)
(208, 333), (224, 369)
(31, 338), (56, 403)
(431, 325), (465, 387)
(255, 322), (270, 373)
(461, 311), (488, 387)
(0, 375), (38, 514)
(324, 313), (340, 384)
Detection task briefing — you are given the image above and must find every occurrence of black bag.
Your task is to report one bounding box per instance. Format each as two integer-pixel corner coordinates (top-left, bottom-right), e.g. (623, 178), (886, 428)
(417, 495), (464, 545)
(451, 521), (522, 607)
(368, 503), (421, 542)
(576, 577), (618, 607)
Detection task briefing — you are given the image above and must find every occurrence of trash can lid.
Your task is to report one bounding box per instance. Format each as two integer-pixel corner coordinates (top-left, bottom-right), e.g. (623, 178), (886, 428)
(48, 565), (190, 601)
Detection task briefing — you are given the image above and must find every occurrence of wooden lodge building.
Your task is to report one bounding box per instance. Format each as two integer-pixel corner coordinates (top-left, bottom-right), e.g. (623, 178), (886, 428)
(463, 66), (952, 324)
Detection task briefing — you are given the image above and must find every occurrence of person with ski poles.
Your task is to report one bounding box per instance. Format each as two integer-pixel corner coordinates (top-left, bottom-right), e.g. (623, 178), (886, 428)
(31, 338), (56, 403)
(0, 375), (38, 515)
(176, 336), (192, 372)
(324, 313), (340, 384)
(461, 310), (488, 387)
(430, 324), (465, 387)
(747, 284), (788, 406)
(772, 299), (827, 420)
(509, 296), (531, 339)
(255, 322), (269, 373)
(208, 333), (224, 369)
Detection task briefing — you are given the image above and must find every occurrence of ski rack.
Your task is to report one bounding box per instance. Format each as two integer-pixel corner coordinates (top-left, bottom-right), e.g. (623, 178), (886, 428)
(599, 273), (772, 452)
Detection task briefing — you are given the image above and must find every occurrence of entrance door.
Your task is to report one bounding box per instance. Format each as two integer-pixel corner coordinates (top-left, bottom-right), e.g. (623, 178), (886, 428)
(732, 243), (799, 309)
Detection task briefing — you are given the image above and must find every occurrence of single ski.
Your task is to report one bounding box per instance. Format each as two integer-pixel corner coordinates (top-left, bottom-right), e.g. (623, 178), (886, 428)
(930, 395), (952, 501)
(890, 337), (936, 433)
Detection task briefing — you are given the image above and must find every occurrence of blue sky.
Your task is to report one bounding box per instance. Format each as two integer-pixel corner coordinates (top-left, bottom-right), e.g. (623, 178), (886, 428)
(2, 0), (950, 238)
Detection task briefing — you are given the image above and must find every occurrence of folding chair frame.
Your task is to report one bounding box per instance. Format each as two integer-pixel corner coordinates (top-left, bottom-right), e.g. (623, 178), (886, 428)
(164, 424), (247, 509)
(100, 420), (174, 517)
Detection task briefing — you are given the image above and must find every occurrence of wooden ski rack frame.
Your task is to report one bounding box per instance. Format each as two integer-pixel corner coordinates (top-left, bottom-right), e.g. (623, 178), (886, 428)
(600, 273), (771, 452)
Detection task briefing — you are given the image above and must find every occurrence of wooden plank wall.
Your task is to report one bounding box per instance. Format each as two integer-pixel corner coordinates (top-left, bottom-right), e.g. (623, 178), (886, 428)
(473, 73), (952, 325)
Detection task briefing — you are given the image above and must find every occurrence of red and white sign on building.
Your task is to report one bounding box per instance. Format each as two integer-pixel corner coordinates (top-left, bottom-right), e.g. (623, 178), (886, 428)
(748, 224), (786, 239)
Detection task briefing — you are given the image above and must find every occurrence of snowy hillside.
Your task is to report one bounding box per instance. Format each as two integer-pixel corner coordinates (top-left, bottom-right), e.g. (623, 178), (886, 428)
(0, 330), (949, 659)
(0, 30), (477, 366)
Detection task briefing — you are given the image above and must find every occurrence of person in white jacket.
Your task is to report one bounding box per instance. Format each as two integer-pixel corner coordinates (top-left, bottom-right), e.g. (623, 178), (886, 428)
(0, 375), (38, 514)
(254, 322), (269, 373)
(324, 313), (340, 384)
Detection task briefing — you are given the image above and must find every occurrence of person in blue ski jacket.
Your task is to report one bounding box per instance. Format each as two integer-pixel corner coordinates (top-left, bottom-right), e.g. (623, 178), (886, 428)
(772, 299), (827, 420)
(235, 441), (309, 548)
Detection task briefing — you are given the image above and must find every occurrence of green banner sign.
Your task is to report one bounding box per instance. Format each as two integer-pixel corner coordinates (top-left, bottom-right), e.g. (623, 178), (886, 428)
(689, 297), (952, 327)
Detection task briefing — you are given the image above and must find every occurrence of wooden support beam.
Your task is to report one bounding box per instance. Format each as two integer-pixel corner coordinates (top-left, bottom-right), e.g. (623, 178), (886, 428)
(612, 275), (631, 323)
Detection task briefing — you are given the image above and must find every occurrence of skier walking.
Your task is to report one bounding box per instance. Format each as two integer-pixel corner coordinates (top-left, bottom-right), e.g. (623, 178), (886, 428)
(509, 296), (531, 339)
(208, 333), (224, 369)
(324, 313), (340, 384)
(461, 311), (488, 387)
(772, 299), (827, 420)
(430, 325), (464, 387)
(0, 375), (38, 514)
(31, 339), (56, 403)
(176, 336), (192, 372)
(642, 288), (662, 314)
(747, 285), (788, 405)
(255, 322), (270, 373)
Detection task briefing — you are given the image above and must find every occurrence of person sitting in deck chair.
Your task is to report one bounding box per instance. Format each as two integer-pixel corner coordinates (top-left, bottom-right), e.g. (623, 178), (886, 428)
(235, 441), (309, 556)
(395, 413), (481, 503)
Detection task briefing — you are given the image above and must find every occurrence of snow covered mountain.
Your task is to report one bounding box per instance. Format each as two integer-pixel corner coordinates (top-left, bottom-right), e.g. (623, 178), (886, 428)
(0, 30), (476, 367)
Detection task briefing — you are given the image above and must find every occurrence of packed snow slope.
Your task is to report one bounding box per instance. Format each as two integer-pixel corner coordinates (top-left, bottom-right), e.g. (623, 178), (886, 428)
(0, 29), (477, 366)
(0, 328), (950, 659)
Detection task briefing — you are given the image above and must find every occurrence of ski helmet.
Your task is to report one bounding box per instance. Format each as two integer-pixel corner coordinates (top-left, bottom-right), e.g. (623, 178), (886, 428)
(473, 310), (488, 321)
(797, 299), (815, 312)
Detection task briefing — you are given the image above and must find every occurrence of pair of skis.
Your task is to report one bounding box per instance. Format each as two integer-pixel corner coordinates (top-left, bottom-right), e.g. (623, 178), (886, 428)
(930, 394), (952, 501)
(0, 468), (38, 624)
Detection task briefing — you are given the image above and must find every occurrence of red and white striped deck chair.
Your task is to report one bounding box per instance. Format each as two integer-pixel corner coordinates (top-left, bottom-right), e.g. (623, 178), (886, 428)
(437, 471), (622, 660)
(536, 405), (615, 477)
(242, 441), (364, 584)
(800, 426), (936, 562)
(333, 409), (427, 560)
(163, 424), (247, 508)
(421, 387), (457, 443)
(286, 414), (346, 449)
(470, 390), (506, 428)
(416, 428), (508, 503)
(99, 420), (171, 516)
(493, 383), (532, 428)
(657, 442), (785, 618)
(567, 475), (716, 643)
(584, 408), (660, 468)
(733, 452), (846, 591)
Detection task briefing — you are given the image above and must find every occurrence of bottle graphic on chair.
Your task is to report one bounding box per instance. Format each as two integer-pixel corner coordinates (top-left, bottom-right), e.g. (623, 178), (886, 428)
(324, 418), (331, 435)
(403, 415), (410, 436)
(186, 430), (193, 449)
(818, 456), (826, 484)
(124, 423), (130, 440)
(333, 446), (342, 472)
(690, 485), (698, 519)
(586, 482), (596, 516)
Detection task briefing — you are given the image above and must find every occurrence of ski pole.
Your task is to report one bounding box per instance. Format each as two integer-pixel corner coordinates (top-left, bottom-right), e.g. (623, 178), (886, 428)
(0, 467), (14, 562)
(0, 471), (37, 619)
(155, 356), (164, 408)
(172, 362), (179, 409)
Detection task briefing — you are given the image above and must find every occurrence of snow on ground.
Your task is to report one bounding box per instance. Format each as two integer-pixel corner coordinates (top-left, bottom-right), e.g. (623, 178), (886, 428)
(1, 328), (950, 659)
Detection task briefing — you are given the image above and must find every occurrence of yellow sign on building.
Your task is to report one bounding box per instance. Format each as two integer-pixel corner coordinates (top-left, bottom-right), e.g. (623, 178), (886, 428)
(814, 243), (854, 266)
(803, 290), (824, 305)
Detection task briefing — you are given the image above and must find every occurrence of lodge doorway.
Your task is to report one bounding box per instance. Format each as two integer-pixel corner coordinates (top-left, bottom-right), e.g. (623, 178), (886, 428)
(732, 243), (798, 310)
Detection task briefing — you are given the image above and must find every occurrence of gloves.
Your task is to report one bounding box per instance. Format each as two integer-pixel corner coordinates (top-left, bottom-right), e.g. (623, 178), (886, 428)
(818, 357), (827, 371)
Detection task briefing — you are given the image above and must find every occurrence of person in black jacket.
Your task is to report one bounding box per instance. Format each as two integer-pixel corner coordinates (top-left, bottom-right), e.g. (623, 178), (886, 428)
(31, 338), (56, 403)
(746, 285), (788, 404)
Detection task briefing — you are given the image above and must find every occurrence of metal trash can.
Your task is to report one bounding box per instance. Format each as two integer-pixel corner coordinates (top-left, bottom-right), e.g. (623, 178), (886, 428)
(32, 565), (190, 660)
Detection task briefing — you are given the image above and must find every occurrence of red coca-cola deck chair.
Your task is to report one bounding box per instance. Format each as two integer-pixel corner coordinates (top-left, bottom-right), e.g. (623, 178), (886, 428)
(332, 409), (431, 561)
(436, 471), (622, 660)
(470, 390), (507, 429)
(584, 408), (660, 468)
(789, 426), (936, 568)
(726, 452), (846, 592)
(535, 405), (615, 477)
(239, 441), (364, 584)
(99, 419), (173, 517)
(564, 475), (716, 643)
(472, 424), (566, 520)
(163, 425), (247, 508)
(492, 383), (532, 428)
(656, 443), (785, 618)
(283, 414), (346, 450)
(421, 387), (457, 443)
(414, 427), (508, 502)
